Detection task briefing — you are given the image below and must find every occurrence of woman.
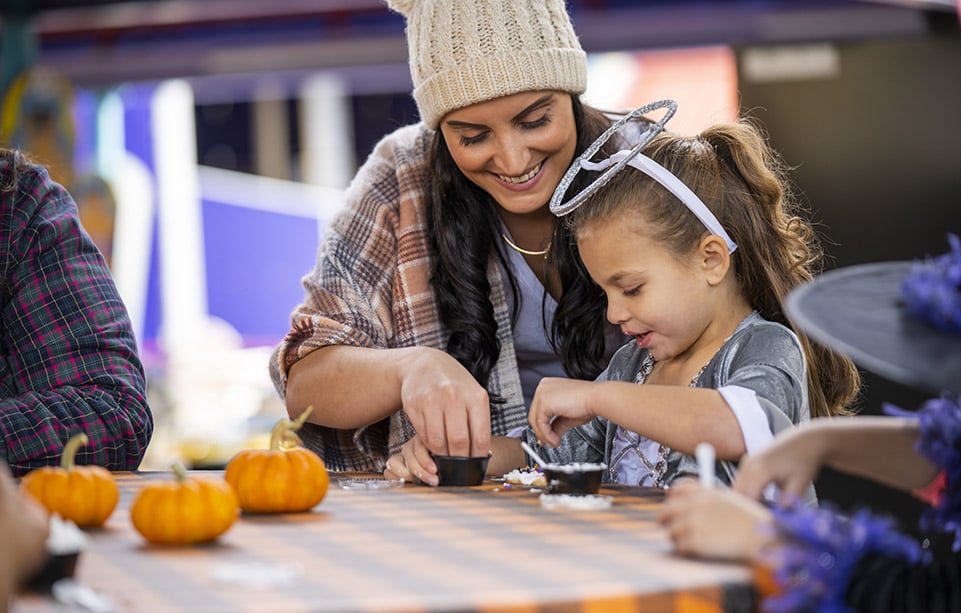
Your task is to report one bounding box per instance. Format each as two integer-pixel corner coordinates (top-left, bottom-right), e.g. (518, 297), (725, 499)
(269, 0), (627, 472)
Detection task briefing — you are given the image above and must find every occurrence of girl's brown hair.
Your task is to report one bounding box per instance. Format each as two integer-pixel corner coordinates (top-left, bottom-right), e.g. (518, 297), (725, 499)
(566, 120), (860, 418)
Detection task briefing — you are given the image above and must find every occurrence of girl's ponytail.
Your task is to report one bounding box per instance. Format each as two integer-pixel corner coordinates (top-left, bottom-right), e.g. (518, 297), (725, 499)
(704, 122), (860, 417)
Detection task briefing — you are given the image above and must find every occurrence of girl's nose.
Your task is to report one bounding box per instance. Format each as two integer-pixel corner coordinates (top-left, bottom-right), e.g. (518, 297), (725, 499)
(606, 299), (628, 325)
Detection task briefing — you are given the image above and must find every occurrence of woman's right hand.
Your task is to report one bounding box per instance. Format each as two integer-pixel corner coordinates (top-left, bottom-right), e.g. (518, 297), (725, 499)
(399, 347), (492, 458)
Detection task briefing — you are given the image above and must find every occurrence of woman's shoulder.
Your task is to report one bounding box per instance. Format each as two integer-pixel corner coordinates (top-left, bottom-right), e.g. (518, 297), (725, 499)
(363, 123), (434, 169)
(346, 123), (433, 203)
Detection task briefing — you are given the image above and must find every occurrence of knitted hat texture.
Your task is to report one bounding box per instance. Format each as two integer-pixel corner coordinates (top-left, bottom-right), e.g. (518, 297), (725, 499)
(386, 0), (587, 128)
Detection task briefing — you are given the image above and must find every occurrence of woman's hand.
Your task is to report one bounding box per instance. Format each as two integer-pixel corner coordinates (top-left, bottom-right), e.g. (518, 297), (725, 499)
(384, 435), (439, 486)
(528, 378), (597, 447)
(400, 348), (491, 458)
(658, 480), (775, 561)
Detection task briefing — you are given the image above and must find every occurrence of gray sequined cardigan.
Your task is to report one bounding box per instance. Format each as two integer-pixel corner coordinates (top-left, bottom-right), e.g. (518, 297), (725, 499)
(522, 312), (810, 490)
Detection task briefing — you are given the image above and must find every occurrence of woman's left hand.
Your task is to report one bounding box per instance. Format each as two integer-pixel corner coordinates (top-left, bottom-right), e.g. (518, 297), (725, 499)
(384, 435), (438, 486)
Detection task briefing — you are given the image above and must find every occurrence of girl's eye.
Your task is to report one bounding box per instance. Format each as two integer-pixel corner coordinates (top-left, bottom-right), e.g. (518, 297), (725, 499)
(623, 285), (642, 297)
(459, 132), (489, 147)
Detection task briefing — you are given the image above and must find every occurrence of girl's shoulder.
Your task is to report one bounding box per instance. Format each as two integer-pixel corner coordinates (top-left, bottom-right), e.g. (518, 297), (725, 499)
(596, 339), (649, 382)
(714, 312), (804, 369)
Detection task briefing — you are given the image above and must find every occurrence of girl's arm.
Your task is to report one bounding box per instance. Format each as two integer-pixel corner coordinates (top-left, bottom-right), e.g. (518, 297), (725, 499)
(529, 378), (746, 460)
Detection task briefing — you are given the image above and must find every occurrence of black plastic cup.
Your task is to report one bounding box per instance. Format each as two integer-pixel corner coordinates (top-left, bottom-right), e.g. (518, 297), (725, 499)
(542, 463), (606, 495)
(24, 551), (80, 592)
(432, 454), (490, 486)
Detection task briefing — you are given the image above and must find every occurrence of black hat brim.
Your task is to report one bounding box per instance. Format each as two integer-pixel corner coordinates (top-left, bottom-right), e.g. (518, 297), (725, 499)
(785, 261), (961, 395)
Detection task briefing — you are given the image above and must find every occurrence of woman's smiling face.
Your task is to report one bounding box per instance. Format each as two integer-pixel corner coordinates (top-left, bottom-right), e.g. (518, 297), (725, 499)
(439, 91), (578, 215)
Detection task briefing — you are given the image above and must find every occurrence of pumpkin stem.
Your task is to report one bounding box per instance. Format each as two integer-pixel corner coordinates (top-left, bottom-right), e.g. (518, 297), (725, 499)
(171, 462), (188, 483)
(61, 433), (89, 471)
(269, 406), (314, 451)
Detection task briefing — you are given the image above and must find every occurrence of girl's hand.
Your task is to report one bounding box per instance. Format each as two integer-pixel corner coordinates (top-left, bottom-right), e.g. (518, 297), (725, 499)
(733, 426), (826, 501)
(400, 348), (491, 458)
(384, 435), (439, 486)
(528, 378), (597, 447)
(658, 480), (775, 561)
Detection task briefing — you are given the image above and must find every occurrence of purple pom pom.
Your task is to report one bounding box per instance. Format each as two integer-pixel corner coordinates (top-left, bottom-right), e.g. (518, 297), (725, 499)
(901, 233), (961, 334)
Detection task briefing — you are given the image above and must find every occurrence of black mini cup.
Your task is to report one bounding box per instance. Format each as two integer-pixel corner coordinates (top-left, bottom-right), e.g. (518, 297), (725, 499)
(24, 551), (80, 592)
(432, 454), (490, 486)
(542, 463), (606, 495)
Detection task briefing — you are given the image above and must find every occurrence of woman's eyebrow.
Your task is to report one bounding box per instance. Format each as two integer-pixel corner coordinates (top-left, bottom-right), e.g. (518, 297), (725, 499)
(444, 94), (556, 130)
(511, 94), (554, 122)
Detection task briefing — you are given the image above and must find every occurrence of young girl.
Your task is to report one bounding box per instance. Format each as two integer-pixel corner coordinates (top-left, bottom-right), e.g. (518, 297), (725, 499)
(385, 100), (860, 487)
(525, 100), (861, 488)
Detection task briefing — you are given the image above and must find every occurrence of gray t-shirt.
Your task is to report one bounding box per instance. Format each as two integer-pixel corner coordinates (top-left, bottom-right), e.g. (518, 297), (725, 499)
(502, 241), (567, 408)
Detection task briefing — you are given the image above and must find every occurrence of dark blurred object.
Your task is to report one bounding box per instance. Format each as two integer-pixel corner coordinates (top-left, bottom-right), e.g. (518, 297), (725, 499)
(432, 454), (489, 487)
(24, 551), (78, 592)
(543, 463), (605, 495)
(22, 515), (85, 593)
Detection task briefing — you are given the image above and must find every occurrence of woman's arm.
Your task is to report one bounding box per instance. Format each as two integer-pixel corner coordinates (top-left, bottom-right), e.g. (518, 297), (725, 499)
(286, 344), (493, 457)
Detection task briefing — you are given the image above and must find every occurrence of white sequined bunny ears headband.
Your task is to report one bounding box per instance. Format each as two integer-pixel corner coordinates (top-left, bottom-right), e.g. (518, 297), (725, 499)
(549, 99), (737, 254)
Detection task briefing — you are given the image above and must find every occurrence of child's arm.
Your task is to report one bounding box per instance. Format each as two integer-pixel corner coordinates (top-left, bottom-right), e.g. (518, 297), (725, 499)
(734, 416), (937, 500)
(530, 378), (745, 460)
(488, 436), (526, 476)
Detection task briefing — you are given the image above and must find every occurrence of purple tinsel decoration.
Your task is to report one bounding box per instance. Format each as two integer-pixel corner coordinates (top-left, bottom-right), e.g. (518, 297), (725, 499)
(900, 233), (961, 334)
(884, 395), (961, 551)
(763, 503), (924, 613)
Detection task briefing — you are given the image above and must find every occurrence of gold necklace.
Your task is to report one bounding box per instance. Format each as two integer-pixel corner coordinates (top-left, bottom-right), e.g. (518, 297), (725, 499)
(501, 233), (551, 258)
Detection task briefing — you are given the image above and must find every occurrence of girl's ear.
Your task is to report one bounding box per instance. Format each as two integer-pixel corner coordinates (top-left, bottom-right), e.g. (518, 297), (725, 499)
(699, 234), (731, 286)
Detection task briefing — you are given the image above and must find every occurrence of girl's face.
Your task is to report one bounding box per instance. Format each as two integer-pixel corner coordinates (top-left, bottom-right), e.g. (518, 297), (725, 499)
(439, 91), (578, 215)
(577, 217), (720, 364)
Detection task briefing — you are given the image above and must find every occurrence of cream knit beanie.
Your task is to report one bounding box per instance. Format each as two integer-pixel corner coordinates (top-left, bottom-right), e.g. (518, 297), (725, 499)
(386, 0), (587, 129)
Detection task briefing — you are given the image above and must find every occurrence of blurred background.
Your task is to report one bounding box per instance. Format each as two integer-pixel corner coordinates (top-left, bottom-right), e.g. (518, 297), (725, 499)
(1, 0), (959, 525)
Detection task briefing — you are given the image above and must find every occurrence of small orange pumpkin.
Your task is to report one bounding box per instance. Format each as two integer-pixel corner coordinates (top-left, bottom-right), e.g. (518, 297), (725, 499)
(21, 433), (119, 528)
(131, 463), (239, 545)
(225, 406), (329, 513)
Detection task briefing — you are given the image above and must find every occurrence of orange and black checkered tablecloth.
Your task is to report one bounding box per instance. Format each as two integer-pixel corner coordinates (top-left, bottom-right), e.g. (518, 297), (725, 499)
(16, 471), (759, 613)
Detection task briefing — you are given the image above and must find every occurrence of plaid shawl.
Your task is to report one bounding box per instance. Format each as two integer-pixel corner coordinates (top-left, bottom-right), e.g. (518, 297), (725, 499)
(270, 124), (527, 471)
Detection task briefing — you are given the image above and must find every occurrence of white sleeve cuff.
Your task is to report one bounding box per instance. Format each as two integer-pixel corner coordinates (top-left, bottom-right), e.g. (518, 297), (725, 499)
(718, 385), (773, 454)
(505, 426), (526, 439)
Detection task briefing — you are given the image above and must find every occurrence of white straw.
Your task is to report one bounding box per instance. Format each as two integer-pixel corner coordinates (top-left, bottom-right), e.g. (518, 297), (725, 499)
(695, 442), (715, 488)
(520, 441), (550, 468)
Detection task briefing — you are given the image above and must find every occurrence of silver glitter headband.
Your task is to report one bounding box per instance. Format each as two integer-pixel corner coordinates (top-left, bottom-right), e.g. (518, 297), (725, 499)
(549, 99), (737, 254)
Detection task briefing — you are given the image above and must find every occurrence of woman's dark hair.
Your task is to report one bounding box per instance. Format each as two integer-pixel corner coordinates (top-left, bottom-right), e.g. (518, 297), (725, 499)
(427, 94), (615, 395)
(564, 120), (860, 418)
